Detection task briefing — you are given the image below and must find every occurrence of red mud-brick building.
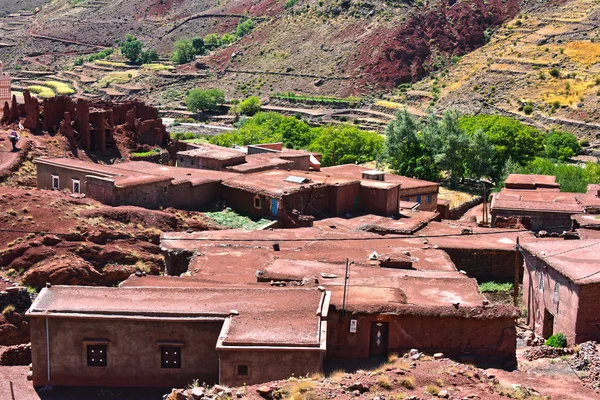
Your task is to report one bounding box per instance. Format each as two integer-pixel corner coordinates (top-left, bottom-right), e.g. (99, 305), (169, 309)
(27, 285), (329, 388)
(0, 62), (10, 108)
(320, 164), (440, 212)
(35, 158), (237, 209)
(521, 240), (600, 345)
(491, 174), (600, 232)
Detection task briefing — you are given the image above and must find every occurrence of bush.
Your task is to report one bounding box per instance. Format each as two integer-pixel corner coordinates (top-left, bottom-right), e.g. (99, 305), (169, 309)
(518, 158), (600, 193)
(74, 56), (84, 66)
(545, 130), (581, 161)
(523, 105), (534, 115)
(139, 49), (159, 64)
(204, 33), (221, 49)
(479, 282), (513, 293)
(221, 33), (235, 45)
(549, 67), (561, 78)
(580, 138), (590, 147)
(285, 0), (298, 8)
(237, 96), (261, 116)
(545, 333), (567, 348)
(399, 376), (416, 389)
(186, 88), (225, 112)
(191, 37), (205, 54)
(236, 18), (255, 38)
(2, 304), (15, 317)
(120, 34), (143, 64)
(171, 40), (196, 65)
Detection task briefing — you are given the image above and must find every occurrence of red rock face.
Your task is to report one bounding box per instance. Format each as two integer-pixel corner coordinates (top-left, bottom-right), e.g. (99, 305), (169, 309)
(356, 0), (520, 87)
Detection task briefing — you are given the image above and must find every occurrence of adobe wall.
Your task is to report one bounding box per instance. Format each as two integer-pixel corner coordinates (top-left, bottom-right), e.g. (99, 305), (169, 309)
(30, 317), (223, 387)
(328, 183), (361, 215)
(219, 349), (323, 387)
(178, 154), (245, 170)
(522, 254), (580, 344)
(279, 155), (311, 171)
(113, 183), (169, 209)
(492, 210), (575, 232)
(283, 186), (330, 218)
(400, 189), (438, 212)
(574, 284), (600, 343)
(360, 186), (399, 216)
(222, 186), (270, 219)
(326, 311), (517, 366)
(442, 248), (521, 282)
(86, 177), (117, 206)
(36, 162), (91, 193)
(169, 181), (222, 210)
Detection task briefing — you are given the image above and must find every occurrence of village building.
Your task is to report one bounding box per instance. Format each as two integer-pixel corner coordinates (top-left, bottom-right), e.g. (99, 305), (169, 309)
(490, 174), (600, 232)
(0, 62), (10, 108)
(521, 239), (600, 345)
(27, 285), (329, 388)
(35, 158), (237, 209)
(320, 164), (440, 212)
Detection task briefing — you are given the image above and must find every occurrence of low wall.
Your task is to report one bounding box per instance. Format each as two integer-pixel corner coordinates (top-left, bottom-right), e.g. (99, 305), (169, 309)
(449, 196), (483, 220)
(442, 248), (522, 282)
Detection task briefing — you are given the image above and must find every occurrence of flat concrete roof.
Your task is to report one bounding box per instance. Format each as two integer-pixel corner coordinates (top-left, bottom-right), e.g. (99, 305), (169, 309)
(228, 153), (294, 173)
(222, 169), (358, 196)
(114, 161), (238, 186)
(320, 164), (439, 191)
(504, 174), (560, 189)
(491, 189), (585, 214)
(313, 212), (439, 234)
(27, 285), (325, 347)
(521, 240), (600, 285)
(177, 143), (245, 161)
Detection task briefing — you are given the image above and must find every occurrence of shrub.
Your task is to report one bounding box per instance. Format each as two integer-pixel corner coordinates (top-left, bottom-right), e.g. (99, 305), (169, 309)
(171, 40), (196, 65)
(221, 33), (235, 45)
(74, 56), (84, 66)
(120, 34), (143, 63)
(285, 0), (298, 8)
(425, 385), (440, 395)
(479, 282), (513, 293)
(204, 33), (221, 49)
(545, 333), (567, 348)
(377, 376), (393, 390)
(236, 18), (255, 38)
(191, 37), (205, 54)
(580, 138), (590, 147)
(237, 96), (261, 116)
(523, 105), (534, 115)
(549, 67), (561, 78)
(6, 268), (17, 277)
(186, 88), (225, 112)
(545, 130), (581, 161)
(399, 376), (416, 389)
(2, 305), (15, 317)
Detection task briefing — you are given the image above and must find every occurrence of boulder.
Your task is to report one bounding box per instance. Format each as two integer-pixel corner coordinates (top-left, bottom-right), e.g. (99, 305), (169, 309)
(22, 257), (104, 287)
(0, 342), (31, 365)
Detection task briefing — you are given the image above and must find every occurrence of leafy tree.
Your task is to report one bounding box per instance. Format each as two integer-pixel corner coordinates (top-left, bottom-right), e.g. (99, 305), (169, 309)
(186, 88), (225, 113)
(204, 33), (221, 49)
(191, 37), (205, 54)
(459, 114), (544, 182)
(236, 18), (255, 38)
(171, 40), (196, 65)
(309, 125), (384, 167)
(140, 49), (159, 64)
(120, 34), (143, 64)
(221, 33), (235, 45)
(544, 130), (581, 161)
(465, 129), (494, 179)
(384, 109), (438, 181)
(237, 96), (261, 116)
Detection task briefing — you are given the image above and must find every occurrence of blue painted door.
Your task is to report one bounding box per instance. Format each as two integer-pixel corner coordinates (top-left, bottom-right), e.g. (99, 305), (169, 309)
(271, 198), (279, 216)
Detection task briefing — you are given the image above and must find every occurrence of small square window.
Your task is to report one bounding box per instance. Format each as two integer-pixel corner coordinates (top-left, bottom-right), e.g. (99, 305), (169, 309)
(237, 364), (249, 376)
(72, 179), (81, 194)
(254, 197), (261, 209)
(427, 194), (433, 203)
(163, 186), (168, 194)
(404, 197), (411, 201)
(87, 345), (107, 367)
(161, 346), (181, 369)
(416, 195), (422, 203)
(51, 175), (59, 190)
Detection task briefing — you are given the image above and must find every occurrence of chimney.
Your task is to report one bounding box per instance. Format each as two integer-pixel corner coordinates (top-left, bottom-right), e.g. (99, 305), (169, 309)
(362, 170), (385, 181)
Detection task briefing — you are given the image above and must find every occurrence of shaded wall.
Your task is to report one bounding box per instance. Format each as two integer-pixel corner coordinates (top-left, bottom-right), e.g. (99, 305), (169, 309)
(328, 183), (361, 215)
(360, 186), (399, 216)
(169, 181), (222, 210)
(442, 248), (521, 282)
(36, 162), (94, 193)
(399, 187), (438, 212)
(492, 210), (576, 232)
(327, 311), (516, 366)
(219, 349), (323, 387)
(577, 285), (600, 343)
(30, 317), (222, 387)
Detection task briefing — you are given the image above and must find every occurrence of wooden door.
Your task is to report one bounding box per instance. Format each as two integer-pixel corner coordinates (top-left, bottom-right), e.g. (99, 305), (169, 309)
(369, 321), (389, 357)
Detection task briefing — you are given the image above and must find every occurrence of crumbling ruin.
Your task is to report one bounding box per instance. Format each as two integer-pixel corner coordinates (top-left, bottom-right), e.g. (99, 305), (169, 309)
(1, 90), (168, 152)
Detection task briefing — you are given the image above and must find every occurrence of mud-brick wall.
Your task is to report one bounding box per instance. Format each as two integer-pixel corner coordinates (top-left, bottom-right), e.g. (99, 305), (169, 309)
(30, 317), (223, 387)
(328, 183), (361, 215)
(177, 154), (245, 170)
(169, 181), (221, 210)
(360, 186), (398, 216)
(327, 311), (517, 367)
(492, 209), (575, 232)
(219, 349), (324, 387)
(523, 254), (581, 344)
(577, 284), (600, 343)
(86, 177), (116, 205)
(399, 187), (439, 212)
(113, 182), (169, 209)
(36, 163), (91, 193)
(283, 186), (329, 218)
(441, 248), (521, 282)
(222, 186), (266, 218)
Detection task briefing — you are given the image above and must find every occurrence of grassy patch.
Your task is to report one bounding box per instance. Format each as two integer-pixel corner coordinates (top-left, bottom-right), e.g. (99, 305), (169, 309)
(204, 208), (271, 230)
(398, 376), (416, 390)
(143, 63), (175, 71)
(94, 60), (128, 67)
(479, 281), (513, 293)
(96, 71), (137, 88)
(131, 149), (161, 157)
(375, 100), (405, 109)
(43, 81), (75, 95)
(563, 41), (600, 66)
(271, 92), (361, 107)
(28, 85), (55, 98)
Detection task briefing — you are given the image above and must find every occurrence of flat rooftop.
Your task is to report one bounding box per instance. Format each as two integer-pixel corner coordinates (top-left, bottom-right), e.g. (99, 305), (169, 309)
(521, 239), (600, 285)
(504, 174), (560, 190)
(313, 212), (439, 234)
(320, 164), (439, 191)
(113, 161), (238, 186)
(27, 285), (325, 347)
(222, 169), (358, 196)
(491, 189), (585, 213)
(227, 153), (294, 173)
(177, 143), (245, 161)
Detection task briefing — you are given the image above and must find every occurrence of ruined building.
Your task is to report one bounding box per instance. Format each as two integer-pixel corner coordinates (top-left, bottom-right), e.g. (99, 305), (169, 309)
(1, 90), (168, 152)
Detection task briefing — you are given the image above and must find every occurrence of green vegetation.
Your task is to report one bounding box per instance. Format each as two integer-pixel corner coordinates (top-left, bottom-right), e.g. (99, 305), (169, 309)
(272, 92), (361, 107)
(211, 112), (381, 167)
(186, 88), (225, 112)
(171, 39), (197, 65)
(236, 18), (255, 38)
(544, 131), (581, 161)
(514, 158), (600, 193)
(28, 85), (55, 98)
(235, 96), (261, 116)
(192, 37), (205, 55)
(285, 0), (298, 8)
(523, 104), (534, 115)
(131, 149), (161, 157)
(43, 81), (75, 95)
(119, 34), (159, 65)
(204, 33), (222, 49)
(205, 208), (271, 230)
(221, 33), (235, 45)
(94, 60), (128, 67)
(75, 48), (114, 66)
(142, 63), (175, 71)
(96, 71), (136, 88)
(545, 333), (567, 348)
(479, 281), (513, 293)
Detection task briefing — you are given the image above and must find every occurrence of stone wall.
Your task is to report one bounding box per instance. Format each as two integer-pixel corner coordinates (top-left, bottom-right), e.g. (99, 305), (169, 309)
(449, 196), (483, 220)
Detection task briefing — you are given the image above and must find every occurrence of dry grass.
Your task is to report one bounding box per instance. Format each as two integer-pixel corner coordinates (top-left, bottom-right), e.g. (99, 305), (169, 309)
(377, 375), (393, 390)
(437, 187), (478, 208)
(375, 100), (404, 109)
(398, 376), (416, 390)
(327, 370), (346, 383)
(94, 60), (128, 67)
(96, 71), (138, 88)
(143, 63), (175, 71)
(28, 85), (55, 98)
(425, 385), (440, 395)
(43, 81), (75, 95)
(563, 41), (600, 65)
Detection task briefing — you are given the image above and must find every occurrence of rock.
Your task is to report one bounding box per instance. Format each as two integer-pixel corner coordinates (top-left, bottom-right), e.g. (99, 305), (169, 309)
(353, 390), (361, 396)
(214, 384), (226, 393)
(27, 370), (33, 380)
(191, 387), (204, 399)
(257, 385), (273, 397)
(434, 352), (444, 360)
(412, 352), (422, 360)
(349, 381), (371, 393)
(437, 389), (448, 398)
(0, 343), (31, 365)
(410, 362), (417, 368)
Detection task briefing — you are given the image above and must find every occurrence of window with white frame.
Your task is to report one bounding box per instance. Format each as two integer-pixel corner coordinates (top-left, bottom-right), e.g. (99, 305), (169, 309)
(51, 175), (59, 190)
(72, 179), (81, 194)
(538, 272), (544, 293)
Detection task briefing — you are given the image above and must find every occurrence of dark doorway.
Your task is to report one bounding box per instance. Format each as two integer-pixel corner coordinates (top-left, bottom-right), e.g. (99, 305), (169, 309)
(543, 309), (554, 339)
(369, 321), (389, 357)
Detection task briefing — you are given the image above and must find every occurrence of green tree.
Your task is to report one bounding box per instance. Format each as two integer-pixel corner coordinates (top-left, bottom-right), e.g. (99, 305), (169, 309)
(236, 18), (255, 38)
(544, 130), (581, 161)
(120, 34), (143, 64)
(186, 88), (225, 113)
(465, 129), (494, 179)
(459, 114), (544, 182)
(171, 40), (196, 65)
(384, 109), (438, 181)
(309, 125), (384, 167)
(140, 49), (159, 64)
(191, 37), (205, 54)
(204, 33), (221, 49)
(221, 33), (235, 45)
(237, 96), (261, 116)
(429, 110), (471, 188)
